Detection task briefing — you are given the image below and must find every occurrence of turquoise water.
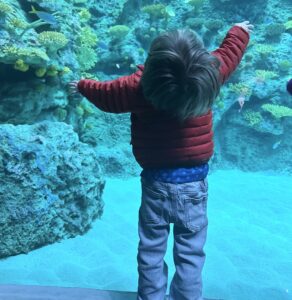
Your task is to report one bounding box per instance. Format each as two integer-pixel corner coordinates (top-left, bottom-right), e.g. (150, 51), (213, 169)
(1, 0), (292, 299)
(0, 170), (291, 300)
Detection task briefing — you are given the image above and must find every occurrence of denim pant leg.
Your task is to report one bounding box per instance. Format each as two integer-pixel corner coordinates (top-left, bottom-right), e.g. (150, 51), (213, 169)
(137, 178), (170, 300)
(169, 178), (209, 300)
(137, 176), (208, 300)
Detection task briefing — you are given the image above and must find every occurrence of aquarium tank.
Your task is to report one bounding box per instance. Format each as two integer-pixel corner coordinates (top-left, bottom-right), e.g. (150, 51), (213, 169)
(0, 0), (291, 299)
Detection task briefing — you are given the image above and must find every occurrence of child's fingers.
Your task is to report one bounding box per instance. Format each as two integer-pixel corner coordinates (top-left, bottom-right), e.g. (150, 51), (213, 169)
(243, 24), (254, 33)
(68, 87), (77, 93)
(69, 88), (78, 94)
(68, 80), (82, 95)
(68, 90), (78, 96)
(69, 80), (78, 85)
(68, 84), (78, 91)
(68, 85), (78, 92)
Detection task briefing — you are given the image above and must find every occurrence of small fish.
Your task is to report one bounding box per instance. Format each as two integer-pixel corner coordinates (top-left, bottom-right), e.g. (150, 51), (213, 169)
(29, 5), (58, 26)
(272, 140), (281, 150)
(287, 78), (292, 95)
(237, 95), (245, 113)
(26, 37), (40, 45)
(116, 63), (120, 69)
(134, 0), (142, 10)
(165, 6), (175, 17)
(98, 41), (108, 50)
(263, 16), (273, 25)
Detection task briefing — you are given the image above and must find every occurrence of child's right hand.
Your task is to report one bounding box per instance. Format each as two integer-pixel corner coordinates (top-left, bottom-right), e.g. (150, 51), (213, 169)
(235, 21), (254, 34)
(68, 80), (79, 95)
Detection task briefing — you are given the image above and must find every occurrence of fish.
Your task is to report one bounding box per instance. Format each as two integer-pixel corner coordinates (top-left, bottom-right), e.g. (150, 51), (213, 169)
(272, 140), (281, 150)
(116, 63), (120, 69)
(27, 40), (40, 46)
(165, 5), (175, 17)
(263, 16), (273, 25)
(98, 41), (108, 50)
(134, 0), (142, 10)
(287, 78), (292, 95)
(29, 5), (58, 26)
(237, 95), (245, 113)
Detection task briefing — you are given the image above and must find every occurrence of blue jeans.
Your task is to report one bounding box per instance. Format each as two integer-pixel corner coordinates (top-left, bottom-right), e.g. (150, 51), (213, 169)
(137, 176), (209, 300)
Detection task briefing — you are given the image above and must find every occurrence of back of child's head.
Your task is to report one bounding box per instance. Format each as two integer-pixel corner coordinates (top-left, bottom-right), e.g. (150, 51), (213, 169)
(140, 28), (221, 123)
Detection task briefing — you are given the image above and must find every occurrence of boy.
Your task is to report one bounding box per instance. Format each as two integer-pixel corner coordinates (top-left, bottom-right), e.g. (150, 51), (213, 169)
(69, 20), (253, 300)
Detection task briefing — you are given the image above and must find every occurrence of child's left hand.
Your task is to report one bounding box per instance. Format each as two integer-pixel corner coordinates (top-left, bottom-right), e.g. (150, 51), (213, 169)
(68, 80), (79, 95)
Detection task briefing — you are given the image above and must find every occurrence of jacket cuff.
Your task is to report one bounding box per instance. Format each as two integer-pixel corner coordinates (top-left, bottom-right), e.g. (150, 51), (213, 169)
(230, 25), (250, 42)
(77, 79), (85, 93)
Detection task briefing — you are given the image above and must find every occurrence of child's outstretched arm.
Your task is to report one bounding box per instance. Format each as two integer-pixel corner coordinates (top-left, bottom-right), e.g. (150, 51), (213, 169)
(68, 66), (149, 114)
(211, 21), (254, 85)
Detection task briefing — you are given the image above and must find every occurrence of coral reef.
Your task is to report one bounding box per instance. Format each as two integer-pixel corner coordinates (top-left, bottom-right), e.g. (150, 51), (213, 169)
(262, 104), (292, 119)
(37, 31), (69, 52)
(0, 121), (105, 258)
(0, 0), (292, 255)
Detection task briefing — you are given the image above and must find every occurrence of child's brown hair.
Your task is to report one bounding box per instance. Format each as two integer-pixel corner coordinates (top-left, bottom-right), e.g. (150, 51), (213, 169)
(140, 28), (221, 122)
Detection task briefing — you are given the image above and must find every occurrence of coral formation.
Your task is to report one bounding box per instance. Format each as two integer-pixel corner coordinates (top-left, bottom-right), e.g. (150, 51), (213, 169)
(37, 31), (69, 52)
(108, 25), (130, 40)
(255, 44), (275, 57)
(0, 45), (50, 65)
(14, 59), (29, 72)
(76, 26), (98, 47)
(243, 110), (263, 127)
(262, 104), (292, 119)
(0, 0), (13, 14)
(284, 20), (292, 30)
(76, 46), (98, 71)
(141, 4), (167, 20)
(265, 23), (286, 37)
(255, 70), (278, 82)
(1, 1), (292, 257)
(228, 83), (252, 97)
(35, 67), (47, 77)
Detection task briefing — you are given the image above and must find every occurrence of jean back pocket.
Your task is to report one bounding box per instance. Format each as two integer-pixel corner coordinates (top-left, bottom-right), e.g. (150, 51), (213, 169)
(140, 179), (165, 224)
(182, 180), (208, 232)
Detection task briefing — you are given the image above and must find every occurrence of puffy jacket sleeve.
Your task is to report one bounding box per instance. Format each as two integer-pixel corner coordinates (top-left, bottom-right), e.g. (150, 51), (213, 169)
(77, 65), (148, 113)
(211, 25), (250, 84)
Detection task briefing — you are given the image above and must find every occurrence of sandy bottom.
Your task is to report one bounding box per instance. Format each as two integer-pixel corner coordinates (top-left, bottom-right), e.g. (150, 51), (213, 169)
(0, 170), (291, 300)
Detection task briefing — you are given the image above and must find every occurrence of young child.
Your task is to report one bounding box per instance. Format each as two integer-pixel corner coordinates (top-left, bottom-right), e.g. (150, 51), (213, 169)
(69, 20), (253, 300)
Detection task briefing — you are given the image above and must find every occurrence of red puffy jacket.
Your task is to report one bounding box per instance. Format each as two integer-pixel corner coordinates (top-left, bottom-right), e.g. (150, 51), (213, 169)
(77, 25), (249, 169)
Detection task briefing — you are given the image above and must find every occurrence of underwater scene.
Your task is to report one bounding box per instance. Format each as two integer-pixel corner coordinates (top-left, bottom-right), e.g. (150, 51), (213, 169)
(0, 0), (292, 299)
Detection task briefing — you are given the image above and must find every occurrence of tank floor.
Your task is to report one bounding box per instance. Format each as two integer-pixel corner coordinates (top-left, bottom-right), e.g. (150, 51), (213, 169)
(0, 284), (222, 300)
